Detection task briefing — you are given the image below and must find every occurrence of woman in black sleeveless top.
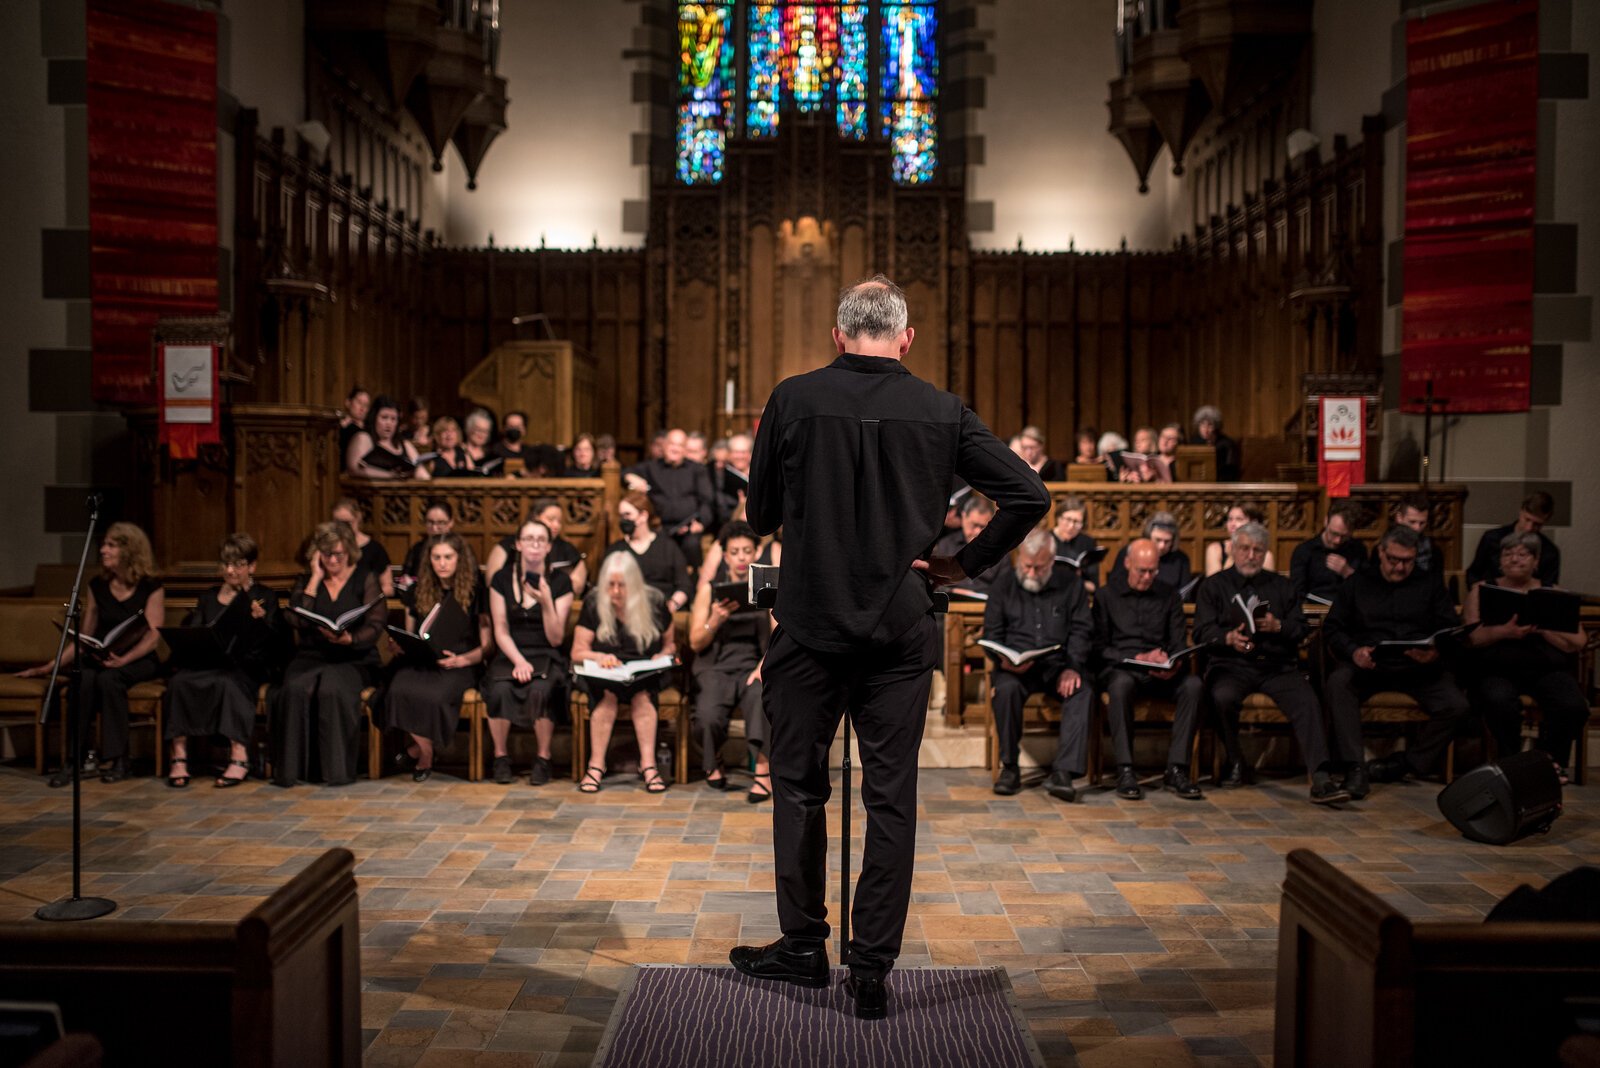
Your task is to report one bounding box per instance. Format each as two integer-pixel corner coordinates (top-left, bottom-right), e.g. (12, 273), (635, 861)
(382, 533), (488, 782)
(23, 522), (165, 786)
(273, 521), (385, 787)
(689, 522), (772, 802)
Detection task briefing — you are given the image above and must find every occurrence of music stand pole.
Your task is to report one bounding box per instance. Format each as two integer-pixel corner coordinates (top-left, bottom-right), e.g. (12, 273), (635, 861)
(36, 495), (116, 922)
(839, 709), (852, 969)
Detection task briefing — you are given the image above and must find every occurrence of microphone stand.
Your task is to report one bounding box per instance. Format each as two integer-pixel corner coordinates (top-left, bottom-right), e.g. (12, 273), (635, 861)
(36, 495), (117, 921)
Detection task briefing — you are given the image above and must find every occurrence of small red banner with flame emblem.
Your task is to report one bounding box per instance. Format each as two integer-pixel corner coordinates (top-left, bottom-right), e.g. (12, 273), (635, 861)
(1318, 396), (1365, 498)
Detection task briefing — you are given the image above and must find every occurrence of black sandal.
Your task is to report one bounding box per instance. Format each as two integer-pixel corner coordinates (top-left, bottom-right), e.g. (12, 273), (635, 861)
(704, 765), (731, 791)
(167, 758), (190, 789)
(215, 760), (249, 788)
(640, 765), (669, 794)
(578, 765), (605, 793)
(747, 772), (772, 804)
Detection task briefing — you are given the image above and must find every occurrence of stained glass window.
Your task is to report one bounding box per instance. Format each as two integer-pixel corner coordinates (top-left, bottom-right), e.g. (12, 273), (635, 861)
(677, 3), (736, 185)
(682, 2), (937, 185)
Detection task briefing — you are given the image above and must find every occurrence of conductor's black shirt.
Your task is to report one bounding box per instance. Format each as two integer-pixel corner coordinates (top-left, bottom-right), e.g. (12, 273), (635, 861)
(748, 353), (1050, 653)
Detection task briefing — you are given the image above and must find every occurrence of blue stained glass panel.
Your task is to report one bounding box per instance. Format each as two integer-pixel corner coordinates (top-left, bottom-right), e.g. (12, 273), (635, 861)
(678, 3), (735, 184)
(678, 101), (727, 184)
(887, 101), (937, 185)
(747, 5), (782, 137)
(879, 5), (939, 110)
(836, 4), (868, 139)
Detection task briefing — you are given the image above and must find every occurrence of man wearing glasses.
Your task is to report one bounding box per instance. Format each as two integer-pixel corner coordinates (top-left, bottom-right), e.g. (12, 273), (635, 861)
(1321, 525), (1470, 796)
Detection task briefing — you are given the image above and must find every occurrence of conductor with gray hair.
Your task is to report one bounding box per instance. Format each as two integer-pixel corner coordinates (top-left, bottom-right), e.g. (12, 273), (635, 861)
(731, 274), (1050, 1018)
(981, 529), (1095, 801)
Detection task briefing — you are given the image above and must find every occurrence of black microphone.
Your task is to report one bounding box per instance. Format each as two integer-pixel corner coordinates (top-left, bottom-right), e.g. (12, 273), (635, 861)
(86, 493), (103, 516)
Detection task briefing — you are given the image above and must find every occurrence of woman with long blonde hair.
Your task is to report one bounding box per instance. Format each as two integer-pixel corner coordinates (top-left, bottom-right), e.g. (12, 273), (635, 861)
(382, 533), (489, 782)
(21, 522), (165, 786)
(571, 551), (676, 793)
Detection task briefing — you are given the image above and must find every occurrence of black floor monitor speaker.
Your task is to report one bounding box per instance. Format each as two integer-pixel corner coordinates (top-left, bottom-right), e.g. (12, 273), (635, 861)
(1437, 750), (1563, 845)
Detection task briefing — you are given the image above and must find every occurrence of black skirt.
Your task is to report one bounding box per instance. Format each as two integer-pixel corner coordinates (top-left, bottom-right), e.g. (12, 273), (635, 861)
(382, 664), (475, 751)
(484, 660), (569, 728)
(164, 668), (260, 744)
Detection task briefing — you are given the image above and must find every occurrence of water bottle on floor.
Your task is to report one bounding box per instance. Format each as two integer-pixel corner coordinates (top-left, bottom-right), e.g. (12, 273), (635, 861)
(656, 740), (672, 782)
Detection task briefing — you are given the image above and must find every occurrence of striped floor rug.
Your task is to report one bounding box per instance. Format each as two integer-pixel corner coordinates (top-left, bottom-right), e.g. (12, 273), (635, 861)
(593, 966), (1043, 1068)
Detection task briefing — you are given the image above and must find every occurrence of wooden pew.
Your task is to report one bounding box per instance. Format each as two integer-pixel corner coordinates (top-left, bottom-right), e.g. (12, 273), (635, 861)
(1275, 848), (1600, 1067)
(0, 849), (361, 1068)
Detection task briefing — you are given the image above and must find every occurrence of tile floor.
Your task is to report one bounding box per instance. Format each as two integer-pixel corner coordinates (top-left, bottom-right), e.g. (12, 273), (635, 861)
(1, 762), (1596, 1067)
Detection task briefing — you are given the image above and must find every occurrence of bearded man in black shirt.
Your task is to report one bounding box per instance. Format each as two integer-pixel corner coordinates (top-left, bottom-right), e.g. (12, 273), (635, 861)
(729, 276), (1049, 1019)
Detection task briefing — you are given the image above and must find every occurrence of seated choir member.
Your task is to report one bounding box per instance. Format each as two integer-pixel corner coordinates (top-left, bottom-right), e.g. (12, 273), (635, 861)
(331, 498), (394, 597)
(382, 533), (488, 783)
(936, 494), (1008, 594)
(1097, 431), (1129, 479)
(1050, 495), (1100, 591)
(624, 428), (717, 568)
(1461, 532), (1589, 784)
(1156, 423), (1183, 480)
(562, 432), (601, 478)
(1204, 502), (1277, 575)
(164, 534), (279, 789)
(1017, 425), (1066, 481)
(344, 394), (420, 479)
(402, 396), (431, 448)
(1190, 404), (1241, 482)
(983, 530), (1094, 801)
(604, 491), (692, 613)
(713, 432), (754, 526)
(420, 416), (470, 478)
(1072, 427), (1099, 466)
(1194, 523), (1351, 803)
(486, 518), (574, 785)
(1117, 427), (1165, 482)
(1323, 525), (1471, 795)
(491, 410), (534, 474)
(484, 501), (588, 595)
(273, 521), (386, 787)
(1383, 493), (1436, 575)
(1289, 503), (1365, 603)
(461, 409), (495, 471)
(337, 385), (371, 459)
(697, 524), (781, 586)
(684, 431), (710, 466)
(399, 499), (455, 593)
(1092, 538), (1204, 800)
(690, 522), (772, 802)
(23, 522), (165, 786)
(1108, 512), (1194, 597)
(1466, 491), (1561, 587)
(595, 433), (618, 466)
(570, 552), (677, 793)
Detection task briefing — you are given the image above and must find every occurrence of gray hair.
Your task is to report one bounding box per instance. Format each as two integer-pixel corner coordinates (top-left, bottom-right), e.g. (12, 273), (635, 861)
(464, 408), (493, 433)
(593, 551), (663, 651)
(1499, 530), (1542, 559)
(1145, 510), (1179, 538)
(1019, 425), (1045, 445)
(1098, 431), (1128, 455)
(1378, 524), (1420, 552)
(960, 494), (996, 517)
(1231, 521), (1270, 549)
(1019, 529), (1055, 557)
(1193, 405), (1222, 430)
(836, 275), (909, 341)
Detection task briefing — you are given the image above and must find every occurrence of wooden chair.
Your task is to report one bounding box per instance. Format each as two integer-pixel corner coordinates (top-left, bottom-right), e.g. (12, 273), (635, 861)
(361, 688), (484, 782)
(1087, 691), (1203, 785)
(569, 684), (689, 784)
(0, 599), (69, 772)
(1274, 848), (1600, 1067)
(1360, 692), (1458, 783)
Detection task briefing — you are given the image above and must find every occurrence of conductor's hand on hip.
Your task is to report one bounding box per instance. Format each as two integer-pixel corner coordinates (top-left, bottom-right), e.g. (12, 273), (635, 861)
(912, 554), (966, 588)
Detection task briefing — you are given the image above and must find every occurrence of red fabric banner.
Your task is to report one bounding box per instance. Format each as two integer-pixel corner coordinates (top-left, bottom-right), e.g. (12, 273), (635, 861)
(1401, 0), (1537, 414)
(87, 0), (218, 405)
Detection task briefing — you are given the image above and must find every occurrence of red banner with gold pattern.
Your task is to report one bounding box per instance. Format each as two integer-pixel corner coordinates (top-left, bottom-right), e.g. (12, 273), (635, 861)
(1401, 0), (1537, 413)
(87, 0), (218, 405)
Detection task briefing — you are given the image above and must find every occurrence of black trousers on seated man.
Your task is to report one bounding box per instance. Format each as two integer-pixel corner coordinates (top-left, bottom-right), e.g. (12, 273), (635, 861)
(1323, 664), (1470, 776)
(1101, 669), (1204, 768)
(1208, 662), (1333, 771)
(991, 666), (1093, 776)
(762, 616), (940, 981)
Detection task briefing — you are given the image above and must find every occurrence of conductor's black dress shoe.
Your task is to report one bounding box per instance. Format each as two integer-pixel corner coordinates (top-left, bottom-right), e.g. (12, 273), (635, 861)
(844, 973), (888, 1020)
(729, 939), (830, 989)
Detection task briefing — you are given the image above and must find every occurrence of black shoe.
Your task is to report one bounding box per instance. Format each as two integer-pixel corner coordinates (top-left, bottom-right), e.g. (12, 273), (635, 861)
(1163, 765), (1203, 800)
(392, 749), (416, 773)
(844, 973), (888, 1020)
(1044, 770), (1077, 803)
(703, 767), (731, 791)
(492, 755), (513, 785)
(729, 939), (830, 989)
(1310, 772), (1352, 805)
(1218, 759), (1250, 788)
(1366, 754), (1409, 784)
(412, 767), (432, 783)
(98, 758), (129, 784)
(993, 765), (1022, 796)
(1115, 765), (1143, 800)
(528, 756), (552, 786)
(1342, 763), (1370, 800)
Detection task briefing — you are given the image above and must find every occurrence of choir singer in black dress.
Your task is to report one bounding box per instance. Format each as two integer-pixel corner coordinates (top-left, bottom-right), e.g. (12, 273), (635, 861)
(383, 533), (489, 783)
(23, 522), (166, 786)
(485, 519), (575, 786)
(273, 521), (386, 787)
(690, 521), (772, 802)
(604, 491), (691, 612)
(730, 275), (1048, 1020)
(164, 533), (279, 788)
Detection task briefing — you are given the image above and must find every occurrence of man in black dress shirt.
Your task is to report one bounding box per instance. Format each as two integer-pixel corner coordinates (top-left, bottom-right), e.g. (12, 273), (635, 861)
(1092, 539), (1205, 801)
(1194, 523), (1350, 804)
(625, 428), (717, 568)
(1289, 504), (1365, 603)
(1465, 491), (1561, 587)
(730, 275), (1049, 1018)
(935, 495), (1008, 595)
(1108, 512), (1194, 597)
(1323, 525), (1471, 796)
(982, 531), (1094, 801)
